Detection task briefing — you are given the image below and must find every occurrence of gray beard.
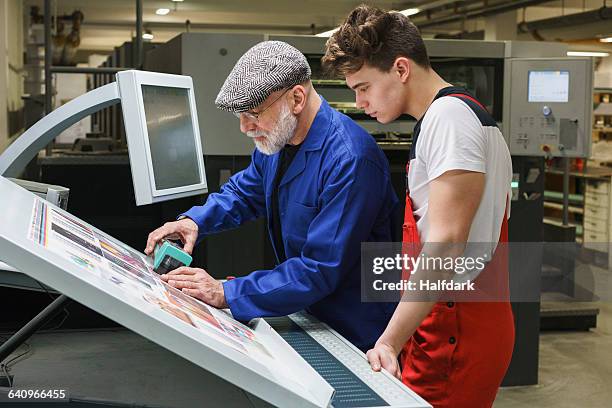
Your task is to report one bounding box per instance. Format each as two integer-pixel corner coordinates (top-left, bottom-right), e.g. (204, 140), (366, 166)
(247, 103), (298, 155)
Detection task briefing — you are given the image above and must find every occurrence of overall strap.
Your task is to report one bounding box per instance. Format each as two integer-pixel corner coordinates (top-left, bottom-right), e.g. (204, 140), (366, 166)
(446, 93), (488, 113)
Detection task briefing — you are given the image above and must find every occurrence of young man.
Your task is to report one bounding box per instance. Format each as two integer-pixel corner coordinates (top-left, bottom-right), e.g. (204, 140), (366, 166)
(323, 5), (514, 407)
(145, 41), (398, 351)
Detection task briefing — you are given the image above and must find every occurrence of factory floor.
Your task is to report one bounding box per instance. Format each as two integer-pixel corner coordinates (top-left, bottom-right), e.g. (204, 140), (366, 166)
(0, 303), (610, 407)
(0, 328), (257, 407)
(495, 301), (612, 408)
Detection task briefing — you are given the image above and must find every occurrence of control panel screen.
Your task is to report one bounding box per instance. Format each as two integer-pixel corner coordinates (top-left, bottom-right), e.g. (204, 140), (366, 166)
(528, 70), (569, 103)
(141, 85), (202, 191)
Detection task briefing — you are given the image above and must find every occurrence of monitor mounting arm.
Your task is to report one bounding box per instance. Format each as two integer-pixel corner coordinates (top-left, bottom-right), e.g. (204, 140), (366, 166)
(0, 82), (120, 178)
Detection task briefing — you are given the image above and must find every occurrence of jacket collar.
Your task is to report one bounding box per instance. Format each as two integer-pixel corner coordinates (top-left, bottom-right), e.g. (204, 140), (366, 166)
(299, 95), (332, 152)
(278, 96), (331, 187)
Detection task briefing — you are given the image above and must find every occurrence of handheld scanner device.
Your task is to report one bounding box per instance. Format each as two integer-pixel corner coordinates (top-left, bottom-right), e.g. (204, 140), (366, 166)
(153, 239), (193, 274)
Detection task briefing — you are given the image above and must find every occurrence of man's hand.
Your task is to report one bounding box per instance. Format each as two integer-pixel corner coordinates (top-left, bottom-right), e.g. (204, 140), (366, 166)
(161, 267), (228, 309)
(145, 218), (199, 255)
(366, 341), (401, 380)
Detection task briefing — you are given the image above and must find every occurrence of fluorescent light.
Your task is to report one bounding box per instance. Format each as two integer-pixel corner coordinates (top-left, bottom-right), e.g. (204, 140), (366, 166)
(567, 51), (610, 57)
(399, 8), (420, 16)
(142, 32), (154, 40)
(171, 0), (184, 2)
(600, 37), (612, 43)
(156, 8), (170, 15)
(316, 27), (339, 37)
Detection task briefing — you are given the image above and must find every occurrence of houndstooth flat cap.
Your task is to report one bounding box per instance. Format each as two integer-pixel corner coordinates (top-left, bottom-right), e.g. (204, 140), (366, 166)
(215, 41), (311, 112)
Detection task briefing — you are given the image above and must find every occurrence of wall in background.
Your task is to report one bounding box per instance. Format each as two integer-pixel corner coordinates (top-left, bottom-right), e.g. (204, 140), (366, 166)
(595, 56), (612, 89)
(6, 0), (23, 116)
(7, 0), (23, 138)
(0, 1), (8, 152)
(0, 0), (24, 154)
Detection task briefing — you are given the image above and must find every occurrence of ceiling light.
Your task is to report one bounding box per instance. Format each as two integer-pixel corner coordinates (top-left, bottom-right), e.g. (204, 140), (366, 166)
(600, 37), (612, 43)
(316, 28), (339, 37)
(567, 51), (610, 57)
(399, 8), (420, 17)
(156, 8), (170, 15)
(171, 0), (184, 2)
(143, 30), (154, 40)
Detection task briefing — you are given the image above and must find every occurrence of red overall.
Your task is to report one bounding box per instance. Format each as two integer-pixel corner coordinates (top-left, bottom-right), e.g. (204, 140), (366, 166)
(400, 94), (515, 408)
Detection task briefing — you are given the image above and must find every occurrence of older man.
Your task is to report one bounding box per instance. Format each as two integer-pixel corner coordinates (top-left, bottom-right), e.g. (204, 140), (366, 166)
(145, 41), (398, 350)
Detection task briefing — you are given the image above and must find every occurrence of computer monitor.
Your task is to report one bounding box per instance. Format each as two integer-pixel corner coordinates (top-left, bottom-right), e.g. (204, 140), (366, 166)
(116, 71), (208, 206)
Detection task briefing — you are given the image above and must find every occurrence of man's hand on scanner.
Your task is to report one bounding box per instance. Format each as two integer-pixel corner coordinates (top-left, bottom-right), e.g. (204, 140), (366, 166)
(145, 218), (198, 255)
(161, 267), (228, 309)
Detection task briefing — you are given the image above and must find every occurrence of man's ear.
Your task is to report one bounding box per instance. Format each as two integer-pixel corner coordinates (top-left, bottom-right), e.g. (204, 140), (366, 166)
(394, 57), (411, 83)
(290, 85), (308, 114)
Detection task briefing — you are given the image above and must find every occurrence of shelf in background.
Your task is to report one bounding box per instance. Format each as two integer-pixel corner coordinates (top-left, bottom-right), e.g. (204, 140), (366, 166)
(545, 167), (612, 180)
(543, 201), (584, 214)
(544, 190), (584, 205)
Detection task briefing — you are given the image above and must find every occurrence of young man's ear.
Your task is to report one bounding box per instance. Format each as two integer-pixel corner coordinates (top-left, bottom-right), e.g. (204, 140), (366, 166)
(394, 57), (411, 83)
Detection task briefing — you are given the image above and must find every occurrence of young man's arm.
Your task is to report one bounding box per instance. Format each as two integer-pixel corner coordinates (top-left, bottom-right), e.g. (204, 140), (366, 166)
(366, 169), (485, 378)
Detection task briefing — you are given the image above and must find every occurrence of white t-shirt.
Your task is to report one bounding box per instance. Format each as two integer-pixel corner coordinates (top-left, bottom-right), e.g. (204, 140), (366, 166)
(408, 94), (512, 245)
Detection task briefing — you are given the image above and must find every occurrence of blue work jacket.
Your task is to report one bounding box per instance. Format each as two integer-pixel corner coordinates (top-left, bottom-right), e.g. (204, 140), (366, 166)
(182, 98), (398, 350)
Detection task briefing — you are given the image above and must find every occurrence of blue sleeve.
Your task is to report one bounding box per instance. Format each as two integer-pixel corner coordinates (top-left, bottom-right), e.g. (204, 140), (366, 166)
(180, 151), (266, 240)
(223, 156), (391, 320)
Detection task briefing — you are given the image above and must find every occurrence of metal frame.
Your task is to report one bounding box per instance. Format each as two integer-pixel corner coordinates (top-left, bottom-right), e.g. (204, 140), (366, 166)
(50, 66), (129, 74)
(0, 82), (120, 177)
(0, 295), (71, 364)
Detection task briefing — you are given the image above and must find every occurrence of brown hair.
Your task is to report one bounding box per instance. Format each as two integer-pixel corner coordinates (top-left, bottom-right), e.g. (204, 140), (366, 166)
(322, 4), (430, 77)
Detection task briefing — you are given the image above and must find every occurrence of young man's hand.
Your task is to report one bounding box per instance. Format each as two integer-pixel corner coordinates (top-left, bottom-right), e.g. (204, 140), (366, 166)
(161, 267), (228, 309)
(366, 341), (402, 379)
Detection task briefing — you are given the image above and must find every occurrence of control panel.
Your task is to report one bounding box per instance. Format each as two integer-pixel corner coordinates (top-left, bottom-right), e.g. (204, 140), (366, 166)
(507, 58), (593, 158)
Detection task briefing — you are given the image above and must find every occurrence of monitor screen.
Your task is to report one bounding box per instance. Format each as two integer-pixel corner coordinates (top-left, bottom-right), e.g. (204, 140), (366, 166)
(528, 70), (569, 103)
(141, 85), (202, 191)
